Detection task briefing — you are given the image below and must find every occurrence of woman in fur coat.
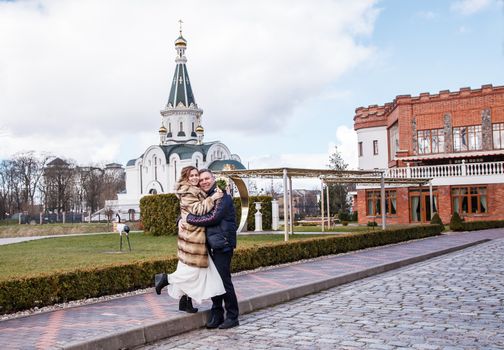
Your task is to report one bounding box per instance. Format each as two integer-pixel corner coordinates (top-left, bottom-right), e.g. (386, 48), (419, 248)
(154, 166), (225, 313)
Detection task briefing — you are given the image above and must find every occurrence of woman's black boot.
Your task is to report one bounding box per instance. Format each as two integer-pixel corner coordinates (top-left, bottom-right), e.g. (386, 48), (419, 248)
(179, 295), (198, 313)
(154, 273), (168, 295)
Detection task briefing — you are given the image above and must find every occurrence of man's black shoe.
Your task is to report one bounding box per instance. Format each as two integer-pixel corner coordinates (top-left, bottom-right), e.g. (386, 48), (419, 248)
(218, 318), (239, 329)
(206, 314), (224, 329)
(154, 273), (168, 295)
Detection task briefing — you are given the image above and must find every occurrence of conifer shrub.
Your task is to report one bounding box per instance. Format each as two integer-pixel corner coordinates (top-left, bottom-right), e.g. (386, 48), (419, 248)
(449, 212), (464, 231)
(430, 213), (445, 231)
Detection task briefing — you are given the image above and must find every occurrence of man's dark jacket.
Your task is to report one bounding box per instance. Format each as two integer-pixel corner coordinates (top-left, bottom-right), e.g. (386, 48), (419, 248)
(186, 185), (237, 251)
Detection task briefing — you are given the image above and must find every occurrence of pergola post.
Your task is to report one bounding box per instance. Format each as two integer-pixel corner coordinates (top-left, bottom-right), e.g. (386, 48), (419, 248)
(288, 175), (294, 235)
(429, 181), (433, 220)
(326, 184), (331, 228)
(381, 172), (386, 230)
(283, 168), (289, 241)
(320, 179), (325, 232)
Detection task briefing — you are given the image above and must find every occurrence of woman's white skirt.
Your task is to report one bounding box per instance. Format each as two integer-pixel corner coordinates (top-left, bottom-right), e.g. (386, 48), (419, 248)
(167, 256), (225, 304)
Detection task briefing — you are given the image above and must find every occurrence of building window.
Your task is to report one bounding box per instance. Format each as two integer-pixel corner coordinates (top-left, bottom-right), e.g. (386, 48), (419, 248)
(373, 140), (379, 155)
(418, 129), (445, 154)
(358, 142), (363, 157)
(366, 190), (397, 216)
(493, 123), (504, 149)
(453, 125), (482, 152)
(451, 186), (487, 215)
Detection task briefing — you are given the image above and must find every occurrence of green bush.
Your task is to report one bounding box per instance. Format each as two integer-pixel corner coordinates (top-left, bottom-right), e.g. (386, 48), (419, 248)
(459, 219), (504, 231)
(338, 210), (350, 222)
(0, 225), (442, 315)
(234, 196), (272, 230)
(449, 212), (464, 231)
(367, 221), (378, 227)
(350, 211), (358, 222)
(342, 221), (349, 226)
(140, 194), (180, 236)
(430, 213), (445, 231)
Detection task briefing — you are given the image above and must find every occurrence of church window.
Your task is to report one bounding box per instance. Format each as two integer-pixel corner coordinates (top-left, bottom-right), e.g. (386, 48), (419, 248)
(192, 122), (195, 132)
(180, 122), (183, 131)
(358, 142), (363, 157)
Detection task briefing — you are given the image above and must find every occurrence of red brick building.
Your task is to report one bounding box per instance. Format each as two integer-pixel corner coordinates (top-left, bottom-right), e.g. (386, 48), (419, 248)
(353, 84), (504, 225)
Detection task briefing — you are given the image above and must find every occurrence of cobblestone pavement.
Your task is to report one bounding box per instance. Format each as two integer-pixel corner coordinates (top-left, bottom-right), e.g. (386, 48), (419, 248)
(138, 239), (504, 350)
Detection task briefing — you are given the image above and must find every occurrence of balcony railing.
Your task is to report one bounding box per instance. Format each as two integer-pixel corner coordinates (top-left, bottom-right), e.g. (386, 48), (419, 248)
(386, 160), (504, 178)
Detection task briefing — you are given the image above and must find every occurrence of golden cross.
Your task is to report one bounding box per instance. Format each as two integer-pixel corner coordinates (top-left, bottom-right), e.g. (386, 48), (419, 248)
(178, 19), (183, 35)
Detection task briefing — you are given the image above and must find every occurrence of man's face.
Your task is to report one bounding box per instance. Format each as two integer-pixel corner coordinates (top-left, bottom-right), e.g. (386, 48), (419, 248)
(199, 171), (215, 192)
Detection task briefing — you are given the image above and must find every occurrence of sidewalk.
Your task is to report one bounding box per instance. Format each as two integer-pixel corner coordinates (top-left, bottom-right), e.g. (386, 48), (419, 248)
(1, 228), (503, 350)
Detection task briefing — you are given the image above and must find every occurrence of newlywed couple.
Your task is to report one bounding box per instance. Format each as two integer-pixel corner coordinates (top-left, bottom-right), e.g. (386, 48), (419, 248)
(154, 167), (239, 329)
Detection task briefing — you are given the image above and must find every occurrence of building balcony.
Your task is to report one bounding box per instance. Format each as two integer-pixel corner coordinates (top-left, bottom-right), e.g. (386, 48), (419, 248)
(385, 160), (504, 186)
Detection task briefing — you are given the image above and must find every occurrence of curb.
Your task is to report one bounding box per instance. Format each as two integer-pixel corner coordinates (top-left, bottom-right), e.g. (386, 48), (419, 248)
(62, 238), (490, 350)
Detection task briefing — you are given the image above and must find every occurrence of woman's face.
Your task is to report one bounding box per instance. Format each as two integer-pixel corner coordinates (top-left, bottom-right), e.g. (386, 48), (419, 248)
(188, 169), (200, 186)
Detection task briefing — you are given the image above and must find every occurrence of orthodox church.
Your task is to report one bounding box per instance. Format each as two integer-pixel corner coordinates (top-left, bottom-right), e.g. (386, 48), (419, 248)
(108, 29), (245, 216)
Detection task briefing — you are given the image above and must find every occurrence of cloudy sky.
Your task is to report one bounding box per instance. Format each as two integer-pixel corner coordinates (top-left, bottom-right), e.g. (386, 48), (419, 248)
(1, 0), (503, 174)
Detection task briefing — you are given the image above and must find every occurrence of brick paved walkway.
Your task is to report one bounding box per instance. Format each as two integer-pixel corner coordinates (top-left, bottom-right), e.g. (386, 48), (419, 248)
(142, 235), (504, 349)
(1, 229), (503, 350)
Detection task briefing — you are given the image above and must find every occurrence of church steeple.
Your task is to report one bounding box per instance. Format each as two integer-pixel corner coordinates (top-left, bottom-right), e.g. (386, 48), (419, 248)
(160, 22), (204, 145)
(167, 21), (196, 109)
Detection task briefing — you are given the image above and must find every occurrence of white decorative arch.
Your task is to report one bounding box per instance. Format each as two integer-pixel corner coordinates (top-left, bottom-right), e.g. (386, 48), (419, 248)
(145, 180), (164, 194)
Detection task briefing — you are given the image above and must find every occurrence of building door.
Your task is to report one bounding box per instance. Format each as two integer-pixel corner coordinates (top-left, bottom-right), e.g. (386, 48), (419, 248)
(410, 190), (438, 223)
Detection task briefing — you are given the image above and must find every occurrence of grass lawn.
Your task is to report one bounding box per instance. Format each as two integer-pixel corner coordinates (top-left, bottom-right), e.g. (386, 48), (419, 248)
(0, 232), (338, 281)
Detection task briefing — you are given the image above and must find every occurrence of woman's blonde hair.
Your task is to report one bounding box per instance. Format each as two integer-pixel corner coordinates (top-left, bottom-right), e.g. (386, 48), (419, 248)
(179, 166), (198, 183)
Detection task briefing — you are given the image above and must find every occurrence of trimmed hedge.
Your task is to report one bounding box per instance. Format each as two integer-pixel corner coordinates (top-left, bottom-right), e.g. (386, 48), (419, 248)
(457, 219), (504, 232)
(0, 225), (441, 315)
(140, 194), (180, 236)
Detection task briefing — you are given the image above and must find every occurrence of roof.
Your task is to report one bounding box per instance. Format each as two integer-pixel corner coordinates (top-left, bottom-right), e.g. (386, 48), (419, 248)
(208, 159), (246, 171)
(397, 149), (504, 161)
(159, 142), (218, 162)
(47, 157), (69, 167)
(126, 159), (137, 166)
(167, 63), (195, 108)
(214, 167), (431, 185)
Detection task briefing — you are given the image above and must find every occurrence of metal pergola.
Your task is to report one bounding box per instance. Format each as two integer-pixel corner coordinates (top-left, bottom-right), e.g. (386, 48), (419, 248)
(215, 167), (431, 241)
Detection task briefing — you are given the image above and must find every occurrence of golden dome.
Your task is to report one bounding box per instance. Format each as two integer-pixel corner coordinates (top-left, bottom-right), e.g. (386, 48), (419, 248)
(175, 35), (187, 47)
(195, 125), (204, 133)
(158, 126), (167, 133)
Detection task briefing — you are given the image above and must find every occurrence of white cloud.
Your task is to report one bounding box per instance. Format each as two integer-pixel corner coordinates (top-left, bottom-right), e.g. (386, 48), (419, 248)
(450, 0), (492, 15)
(0, 0), (379, 163)
(416, 11), (439, 20)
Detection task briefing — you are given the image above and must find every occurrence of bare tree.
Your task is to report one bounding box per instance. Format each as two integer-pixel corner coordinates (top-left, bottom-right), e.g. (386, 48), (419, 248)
(11, 152), (50, 214)
(0, 160), (18, 219)
(77, 163), (124, 214)
(40, 157), (77, 213)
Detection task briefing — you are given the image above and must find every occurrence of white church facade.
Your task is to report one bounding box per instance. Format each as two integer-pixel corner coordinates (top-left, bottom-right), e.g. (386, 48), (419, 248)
(103, 30), (244, 218)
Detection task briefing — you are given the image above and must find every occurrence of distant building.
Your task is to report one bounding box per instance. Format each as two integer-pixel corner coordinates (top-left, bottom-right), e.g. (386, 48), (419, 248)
(354, 84), (504, 225)
(104, 30), (245, 218)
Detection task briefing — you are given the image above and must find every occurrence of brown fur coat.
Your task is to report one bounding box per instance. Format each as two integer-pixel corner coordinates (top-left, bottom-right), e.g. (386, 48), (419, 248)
(175, 181), (216, 268)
